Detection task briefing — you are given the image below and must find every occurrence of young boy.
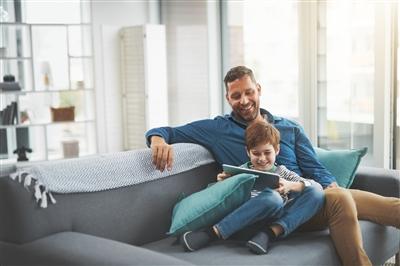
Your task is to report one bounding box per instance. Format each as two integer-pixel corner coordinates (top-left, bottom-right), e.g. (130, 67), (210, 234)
(180, 121), (325, 254)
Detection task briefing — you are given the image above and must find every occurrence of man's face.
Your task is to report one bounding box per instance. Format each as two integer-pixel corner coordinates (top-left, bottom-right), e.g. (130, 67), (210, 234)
(226, 75), (261, 123)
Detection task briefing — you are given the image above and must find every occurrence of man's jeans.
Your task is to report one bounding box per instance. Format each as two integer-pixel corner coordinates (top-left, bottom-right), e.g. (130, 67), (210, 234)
(214, 184), (325, 239)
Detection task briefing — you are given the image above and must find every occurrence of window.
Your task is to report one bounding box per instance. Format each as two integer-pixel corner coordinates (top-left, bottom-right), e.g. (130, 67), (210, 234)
(396, 3), (400, 168)
(317, 1), (375, 166)
(316, 1), (399, 168)
(222, 0), (299, 119)
(221, 1), (397, 168)
(161, 1), (210, 125)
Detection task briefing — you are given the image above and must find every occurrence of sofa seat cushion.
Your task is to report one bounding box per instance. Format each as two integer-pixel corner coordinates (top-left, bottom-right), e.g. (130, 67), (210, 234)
(1, 232), (193, 266)
(143, 221), (399, 265)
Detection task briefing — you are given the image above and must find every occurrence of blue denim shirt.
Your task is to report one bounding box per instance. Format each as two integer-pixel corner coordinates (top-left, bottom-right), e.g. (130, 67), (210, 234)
(145, 109), (336, 188)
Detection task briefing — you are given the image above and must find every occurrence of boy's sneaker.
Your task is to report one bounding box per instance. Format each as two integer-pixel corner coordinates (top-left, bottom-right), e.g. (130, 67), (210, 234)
(180, 229), (216, 252)
(246, 231), (270, 255)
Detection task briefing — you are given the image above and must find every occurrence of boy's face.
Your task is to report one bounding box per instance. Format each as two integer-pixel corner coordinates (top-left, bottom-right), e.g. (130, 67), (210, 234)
(247, 142), (279, 171)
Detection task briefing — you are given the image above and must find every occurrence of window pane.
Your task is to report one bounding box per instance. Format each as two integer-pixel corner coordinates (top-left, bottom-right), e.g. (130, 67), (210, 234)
(397, 3), (400, 169)
(46, 122), (96, 160)
(0, 24), (31, 58)
(162, 1), (209, 125)
(24, 0), (90, 24)
(68, 25), (92, 57)
(224, 1), (299, 118)
(32, 26), (69, 91)
(317, 1), (375, 165)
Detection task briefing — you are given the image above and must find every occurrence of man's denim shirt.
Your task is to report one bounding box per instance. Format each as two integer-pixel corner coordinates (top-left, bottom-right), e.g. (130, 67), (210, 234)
(145, 108), (336, 188)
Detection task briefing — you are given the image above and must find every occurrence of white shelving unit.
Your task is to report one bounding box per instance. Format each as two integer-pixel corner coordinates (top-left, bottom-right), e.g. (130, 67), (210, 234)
(0, 21), (97, 165)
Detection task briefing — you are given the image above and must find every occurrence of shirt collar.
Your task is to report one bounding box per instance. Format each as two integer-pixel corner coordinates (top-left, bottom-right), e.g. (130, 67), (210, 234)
(229, 108), (280, 127)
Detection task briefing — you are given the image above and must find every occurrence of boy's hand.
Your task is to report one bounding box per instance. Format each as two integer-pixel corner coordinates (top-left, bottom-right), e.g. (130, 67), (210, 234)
(326, 182), (338, 189)
(217, 172), (231, 182)
(276, 178), (291, 194)
(150, 136), (174, 172)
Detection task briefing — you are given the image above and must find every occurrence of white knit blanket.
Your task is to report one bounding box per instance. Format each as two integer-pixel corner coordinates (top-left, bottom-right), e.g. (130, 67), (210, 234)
(10, 143), (215, 208)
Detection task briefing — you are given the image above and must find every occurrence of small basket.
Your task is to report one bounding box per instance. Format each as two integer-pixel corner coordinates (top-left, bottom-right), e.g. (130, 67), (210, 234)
(50, 106), (75, 122)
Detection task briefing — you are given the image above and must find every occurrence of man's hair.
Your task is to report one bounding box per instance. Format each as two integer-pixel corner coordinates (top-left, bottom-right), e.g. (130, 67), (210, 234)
(245, 121), (280, 151)
(223, 66), (257, 92)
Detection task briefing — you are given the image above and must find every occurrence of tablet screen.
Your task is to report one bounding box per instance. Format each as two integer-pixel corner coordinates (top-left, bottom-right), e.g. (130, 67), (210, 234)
(222, 164), (279, 189)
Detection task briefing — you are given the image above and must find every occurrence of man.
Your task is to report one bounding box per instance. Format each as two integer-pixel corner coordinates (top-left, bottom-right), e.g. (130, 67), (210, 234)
(146, 66), (399, 266)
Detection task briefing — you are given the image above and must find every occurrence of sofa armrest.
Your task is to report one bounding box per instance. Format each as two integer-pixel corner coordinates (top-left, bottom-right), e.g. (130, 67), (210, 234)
(350, 166), (400, 198)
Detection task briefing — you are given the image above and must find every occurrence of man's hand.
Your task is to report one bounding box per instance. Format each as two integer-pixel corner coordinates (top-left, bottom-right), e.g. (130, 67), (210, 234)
(326, 182), (338, 189)
(150, 136), (174, 172)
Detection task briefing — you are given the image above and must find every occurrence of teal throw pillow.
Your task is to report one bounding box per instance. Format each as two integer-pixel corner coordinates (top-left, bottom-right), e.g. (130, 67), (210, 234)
(315, 147), (368, 188)
(168, 173), (256, 236)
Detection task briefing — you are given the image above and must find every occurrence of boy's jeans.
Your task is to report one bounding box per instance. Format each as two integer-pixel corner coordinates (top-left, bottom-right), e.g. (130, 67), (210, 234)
(214, 184), (325, 239)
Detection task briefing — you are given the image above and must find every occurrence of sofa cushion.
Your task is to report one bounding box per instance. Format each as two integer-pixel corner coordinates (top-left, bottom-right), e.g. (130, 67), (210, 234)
(145, 229), (340, 265)
(169, 173), (256, 236)
(1, 232), (193, 266)
(315, 147), (367, 188)
(144, 221), (399, 266)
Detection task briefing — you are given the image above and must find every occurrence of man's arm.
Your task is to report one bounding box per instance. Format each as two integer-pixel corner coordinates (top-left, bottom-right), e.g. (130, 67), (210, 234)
(145, 119), (219, 171)
(294, 126), (337, 188)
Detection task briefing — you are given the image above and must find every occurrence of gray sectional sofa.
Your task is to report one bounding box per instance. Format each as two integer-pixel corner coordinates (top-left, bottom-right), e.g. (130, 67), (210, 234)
(1, 146), (399, 265)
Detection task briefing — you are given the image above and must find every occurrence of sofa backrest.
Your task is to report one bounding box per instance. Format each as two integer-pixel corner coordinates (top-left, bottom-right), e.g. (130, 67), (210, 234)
(0, 157), (219, 246)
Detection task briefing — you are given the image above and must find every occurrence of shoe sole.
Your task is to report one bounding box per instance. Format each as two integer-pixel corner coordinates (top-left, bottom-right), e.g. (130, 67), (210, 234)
(246, 240), (267, 255)
(182, 231), (196, 252)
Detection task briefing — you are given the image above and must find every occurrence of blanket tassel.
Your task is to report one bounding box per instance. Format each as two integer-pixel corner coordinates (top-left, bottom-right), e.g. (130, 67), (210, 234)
(40, 191), (48, 208)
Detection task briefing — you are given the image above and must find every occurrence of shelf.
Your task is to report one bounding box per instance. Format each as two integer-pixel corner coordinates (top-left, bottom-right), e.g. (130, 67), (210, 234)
(0, 57), (32, 60)
(0, 88), (94, 95)
(0, 22), (92, 26)
(0, 151), (96, 169)
(1, 11), (96, 164)
(47, 151), (95, 161)
(0, 90), (27, 95)
(68, 55), (92, 59)
(0, 119), (95, 129)
(1, 56), (92, 60)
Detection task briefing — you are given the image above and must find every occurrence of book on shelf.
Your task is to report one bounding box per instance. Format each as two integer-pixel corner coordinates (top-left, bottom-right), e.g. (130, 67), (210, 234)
(11, 102), (18, 124)
(8, 102), (15, 125)
(1, 105), (10, 125)
(0, 129), (8, 158)
(0, 102), (18, 125)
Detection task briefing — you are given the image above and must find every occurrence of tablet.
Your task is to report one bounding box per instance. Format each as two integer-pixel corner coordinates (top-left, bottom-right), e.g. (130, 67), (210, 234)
(222, 164), (280, 189)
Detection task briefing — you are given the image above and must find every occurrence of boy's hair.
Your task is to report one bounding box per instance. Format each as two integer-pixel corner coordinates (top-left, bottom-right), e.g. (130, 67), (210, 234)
(223, 66), (257, 92)
(245, 121), (280, 151)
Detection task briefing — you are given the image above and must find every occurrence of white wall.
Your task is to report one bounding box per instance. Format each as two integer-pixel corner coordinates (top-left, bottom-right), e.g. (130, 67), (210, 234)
(91, 1), (151, 153)
(91, 0), (222, 152)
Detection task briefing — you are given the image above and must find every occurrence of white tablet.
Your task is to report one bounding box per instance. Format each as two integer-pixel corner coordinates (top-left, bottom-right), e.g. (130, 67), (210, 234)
(222, 164), (280, 189)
